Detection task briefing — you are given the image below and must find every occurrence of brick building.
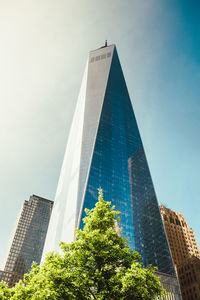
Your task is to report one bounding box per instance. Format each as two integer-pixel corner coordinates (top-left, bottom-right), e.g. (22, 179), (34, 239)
(177, 256), (200, 299)
(160, 205), (200, 299)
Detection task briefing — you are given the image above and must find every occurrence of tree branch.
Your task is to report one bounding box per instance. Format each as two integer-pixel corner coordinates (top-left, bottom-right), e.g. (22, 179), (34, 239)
(89, 288), (98, 300)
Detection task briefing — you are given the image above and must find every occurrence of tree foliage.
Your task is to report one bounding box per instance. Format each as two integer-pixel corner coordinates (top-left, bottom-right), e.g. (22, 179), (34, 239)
(0, 189), (164, 299)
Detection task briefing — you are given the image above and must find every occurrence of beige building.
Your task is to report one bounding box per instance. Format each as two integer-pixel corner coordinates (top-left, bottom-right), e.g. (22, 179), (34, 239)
(177, 256), (200, 299)
(160, 205), (200, 300)
(160, 206), (200, 266)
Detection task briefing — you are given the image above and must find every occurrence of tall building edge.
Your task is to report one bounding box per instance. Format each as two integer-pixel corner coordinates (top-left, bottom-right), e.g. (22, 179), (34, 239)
(42, 59), (89, 257)
(77, 45), (115, 230)
(43, 45), (115, 257)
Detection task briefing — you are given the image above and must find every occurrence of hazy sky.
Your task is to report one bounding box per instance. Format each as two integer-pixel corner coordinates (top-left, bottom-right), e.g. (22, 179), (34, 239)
(0, 0), (200, 265)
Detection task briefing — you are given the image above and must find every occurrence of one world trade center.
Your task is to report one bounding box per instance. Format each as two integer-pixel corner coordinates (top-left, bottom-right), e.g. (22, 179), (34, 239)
(43, 43), (181, 298)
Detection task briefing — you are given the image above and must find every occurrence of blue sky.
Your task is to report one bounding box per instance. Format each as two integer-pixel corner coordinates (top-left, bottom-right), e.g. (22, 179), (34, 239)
(0, 0), (200, 265)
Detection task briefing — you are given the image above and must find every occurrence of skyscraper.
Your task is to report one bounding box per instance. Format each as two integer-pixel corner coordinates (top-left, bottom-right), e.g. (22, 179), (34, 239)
(160, 205), (200, 266)
(43, 44), (180, 295)
(160, 205), (200, 299)
(1, 195), (53, 287)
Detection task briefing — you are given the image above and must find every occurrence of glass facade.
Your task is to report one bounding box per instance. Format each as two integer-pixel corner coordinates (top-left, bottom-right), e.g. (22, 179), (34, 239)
(3, 195), (53, 285)
(43, 45), (175, 277)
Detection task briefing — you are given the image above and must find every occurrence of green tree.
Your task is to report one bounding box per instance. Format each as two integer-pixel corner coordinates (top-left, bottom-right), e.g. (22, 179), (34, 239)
(0, 189), (164, 299)
(0, 281), (14, 299)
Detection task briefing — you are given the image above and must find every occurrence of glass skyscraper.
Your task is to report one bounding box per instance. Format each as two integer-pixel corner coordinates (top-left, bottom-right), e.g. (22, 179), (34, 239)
(43, 44), (178, 285)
